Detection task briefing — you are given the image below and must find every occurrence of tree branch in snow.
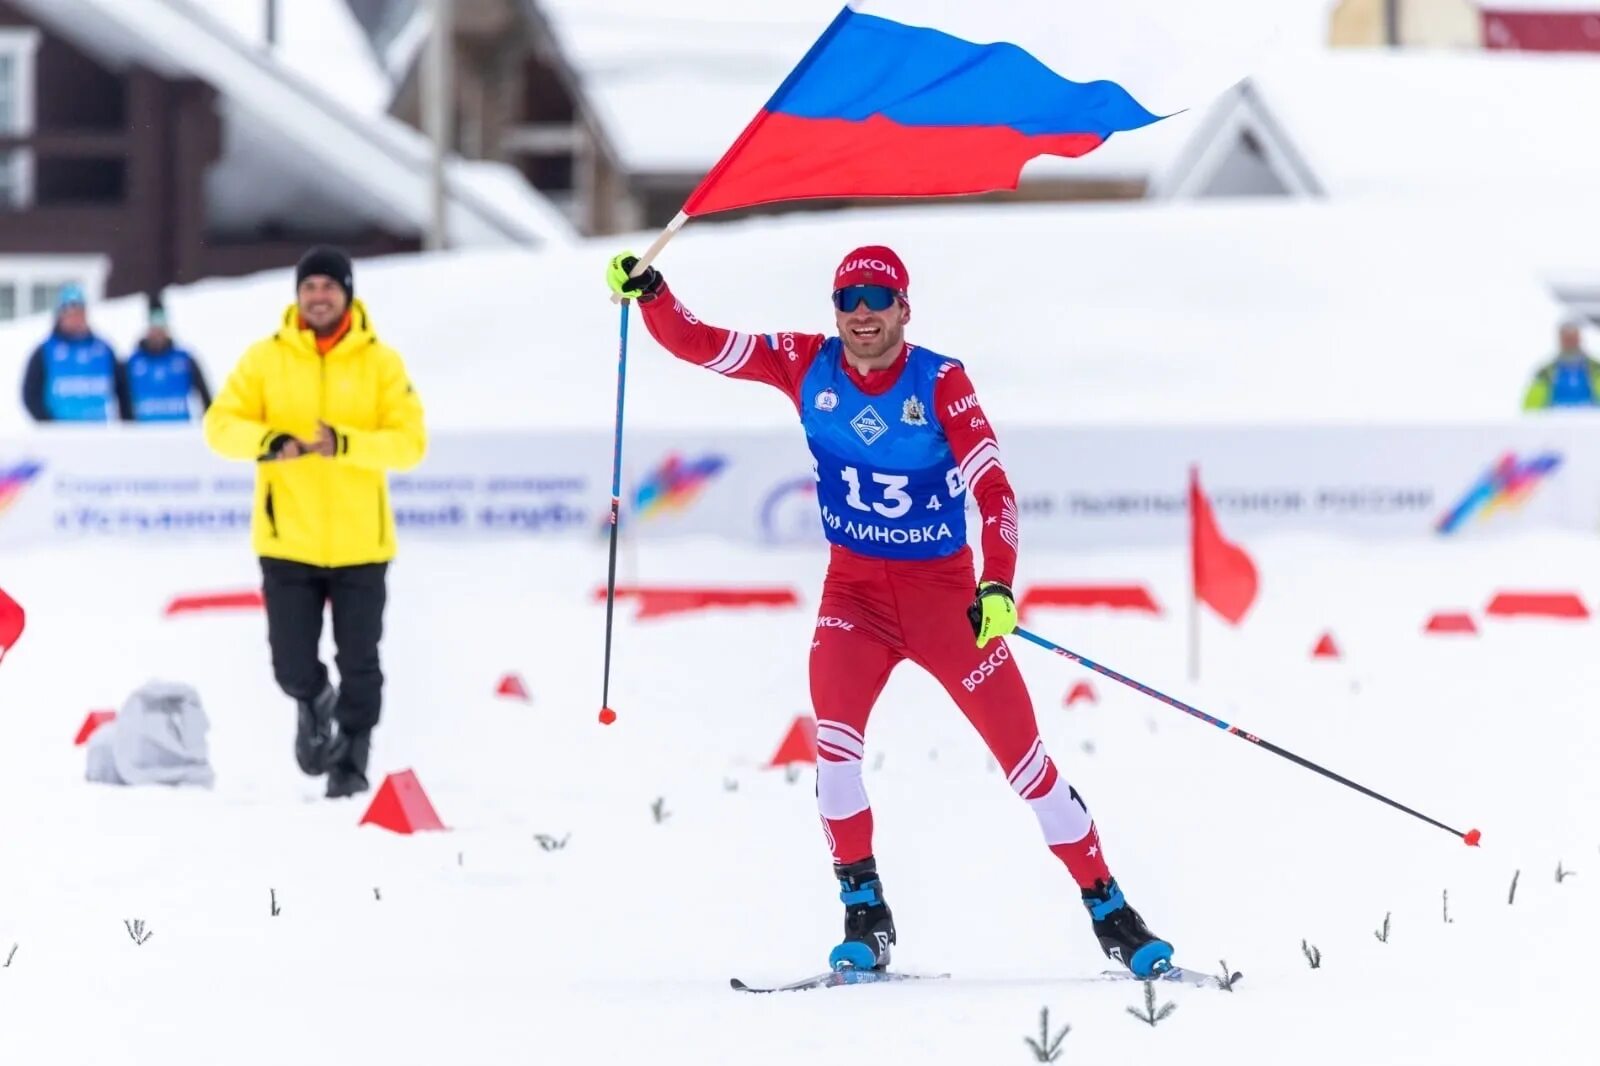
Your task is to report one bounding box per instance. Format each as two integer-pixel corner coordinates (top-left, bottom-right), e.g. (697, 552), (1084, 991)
(3, 943), (16, 968)
(1556, 862), (1576, 883)
(534, 833), (570, 851)
(1442, 889), (1453, 924)
(1301, 939), (1322, 969)
(1216, 961), (1237, 992)
(1508, 870), (1520, 905)
(1374, 912), (1391, 943)
(1125, 981), (1177, 1027)
(124, 920), (153, 946)
(651, 797), (670, 824)
(270, 888), (281, 917)
(1023, 1005), (1070, 1061)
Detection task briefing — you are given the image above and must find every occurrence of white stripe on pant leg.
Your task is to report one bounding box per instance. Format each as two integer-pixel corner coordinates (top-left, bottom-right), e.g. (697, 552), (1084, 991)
(817, 722), (865, 759)
(817, 754), (870, 821)
(1006, 739), (1045, 793)
(1028, 774), (1094, 845)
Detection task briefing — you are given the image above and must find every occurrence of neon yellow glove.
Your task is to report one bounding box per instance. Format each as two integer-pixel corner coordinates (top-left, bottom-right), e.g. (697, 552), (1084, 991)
(605, 252), (664, 302)
(967, 581), (1017, 648)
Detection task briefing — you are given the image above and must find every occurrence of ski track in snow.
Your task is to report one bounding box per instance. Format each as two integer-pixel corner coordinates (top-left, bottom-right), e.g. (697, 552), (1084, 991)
(1, 532), (1596, 1064)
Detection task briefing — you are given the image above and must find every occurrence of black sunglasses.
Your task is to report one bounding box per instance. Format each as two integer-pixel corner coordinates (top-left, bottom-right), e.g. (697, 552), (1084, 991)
(832, 285), (899, 313)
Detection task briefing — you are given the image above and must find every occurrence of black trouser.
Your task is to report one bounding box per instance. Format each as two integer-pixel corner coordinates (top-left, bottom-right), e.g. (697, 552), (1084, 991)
(260, 557), (388, 735)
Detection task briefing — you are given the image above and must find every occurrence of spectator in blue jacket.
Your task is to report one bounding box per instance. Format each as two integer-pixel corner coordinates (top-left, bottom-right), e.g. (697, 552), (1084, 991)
(21, 284), (123, 422)
(121, 297), (212, 423)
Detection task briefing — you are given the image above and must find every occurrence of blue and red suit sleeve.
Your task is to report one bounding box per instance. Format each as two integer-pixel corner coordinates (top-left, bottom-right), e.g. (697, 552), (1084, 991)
(636, 281), (821, 408)
(933, 363), (1019, 589)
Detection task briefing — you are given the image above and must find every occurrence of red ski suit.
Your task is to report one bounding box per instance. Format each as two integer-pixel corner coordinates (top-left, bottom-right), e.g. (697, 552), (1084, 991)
(639, 284), (1111, 888)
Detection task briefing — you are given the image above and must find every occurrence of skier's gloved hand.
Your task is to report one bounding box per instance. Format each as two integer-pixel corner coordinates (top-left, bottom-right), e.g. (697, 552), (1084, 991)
(606, 252), (665, 303)
(967, 581), (1017, 647)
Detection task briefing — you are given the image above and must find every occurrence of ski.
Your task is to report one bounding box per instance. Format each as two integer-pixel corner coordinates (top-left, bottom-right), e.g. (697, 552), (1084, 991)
(730, 965), (1239, 994)
(730, 970), (949, 993)
(1092, 964), (1242, 990)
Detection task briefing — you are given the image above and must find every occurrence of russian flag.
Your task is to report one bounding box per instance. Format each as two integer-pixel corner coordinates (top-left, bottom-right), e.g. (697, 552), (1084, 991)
(683, 0), (1280, 217)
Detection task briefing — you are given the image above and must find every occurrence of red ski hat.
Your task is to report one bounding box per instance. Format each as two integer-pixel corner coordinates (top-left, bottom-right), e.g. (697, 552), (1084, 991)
(834, 246), (909, 294)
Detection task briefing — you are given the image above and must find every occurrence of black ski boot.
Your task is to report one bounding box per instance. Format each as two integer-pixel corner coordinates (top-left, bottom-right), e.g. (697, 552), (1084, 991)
(1083, 878), (1173, 977)
(324, 729), (371, 799)
(294, 683), (337, 775)
(828, 857), (896, 971)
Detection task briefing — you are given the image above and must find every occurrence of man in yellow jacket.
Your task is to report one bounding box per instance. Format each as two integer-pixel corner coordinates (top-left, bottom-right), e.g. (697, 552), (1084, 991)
(204, 247), (426, 798)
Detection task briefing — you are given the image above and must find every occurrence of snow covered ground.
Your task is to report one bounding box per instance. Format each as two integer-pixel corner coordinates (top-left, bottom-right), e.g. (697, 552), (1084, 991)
(2, 530), (1596, 1064)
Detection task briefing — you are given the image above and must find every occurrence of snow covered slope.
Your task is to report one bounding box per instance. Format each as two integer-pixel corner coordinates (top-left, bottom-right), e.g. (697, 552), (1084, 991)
(0, 531), (1595, 1063)
(0, 200), (1570, 433)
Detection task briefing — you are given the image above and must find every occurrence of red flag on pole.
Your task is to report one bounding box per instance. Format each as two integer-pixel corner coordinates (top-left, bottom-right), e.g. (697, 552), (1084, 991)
(0, 585), (24, 664)
(1190, 467), (1258, 625)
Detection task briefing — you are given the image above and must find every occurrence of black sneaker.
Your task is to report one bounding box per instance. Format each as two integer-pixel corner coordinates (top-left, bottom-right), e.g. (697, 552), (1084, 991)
(1083, 879), (1173, 978)
(294, 683), (337, 775)
(828, 857), (897, 971)
(324, 729), (371, 799)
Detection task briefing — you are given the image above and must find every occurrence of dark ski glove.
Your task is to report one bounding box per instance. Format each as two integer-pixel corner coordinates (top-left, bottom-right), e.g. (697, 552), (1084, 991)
(606, 253), (665, 302)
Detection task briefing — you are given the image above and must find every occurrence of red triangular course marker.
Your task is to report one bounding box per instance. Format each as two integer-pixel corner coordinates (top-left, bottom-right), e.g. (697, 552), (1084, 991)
(74, 710), (116, 746)
(594, 586), (800, 620)
(495, 673), (530, 701)
(359, 769), (447, 834)
(1018, 584), (1161, 619)
(1065, 680), (1098, 706)
(1311, 632), (1340, 659)
(767, 715), (817, 767)
(163, 590), (264, 617)
(1486, 592), (1589, 620)
(1424, 612), (1477, 635)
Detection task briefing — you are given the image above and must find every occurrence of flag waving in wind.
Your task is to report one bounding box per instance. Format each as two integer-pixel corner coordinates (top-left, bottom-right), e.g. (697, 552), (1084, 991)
(0, 584), (24, 666)
(1190, 466), (1258, 627)
(683, 0), (1284, 217)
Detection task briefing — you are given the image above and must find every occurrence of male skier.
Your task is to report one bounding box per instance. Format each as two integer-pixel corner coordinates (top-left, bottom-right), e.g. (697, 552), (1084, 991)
(606, 247), (1173, 977)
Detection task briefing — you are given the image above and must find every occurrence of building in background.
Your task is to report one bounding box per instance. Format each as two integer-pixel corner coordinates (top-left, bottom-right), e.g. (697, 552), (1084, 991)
(0, 0), (571, 321)
(1331, 0), (1600, 51)
(381, 0), (630, 235)
(1156, 48), (1600, 323)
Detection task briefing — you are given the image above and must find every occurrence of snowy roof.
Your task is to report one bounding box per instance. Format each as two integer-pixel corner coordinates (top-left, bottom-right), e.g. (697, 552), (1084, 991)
(0, 198), (1572, 433)
(1175, 49), (1600, 207)
(537, 0), (1341, 179)
(183, 0), (393, 117)
(15, 0), (575, 248)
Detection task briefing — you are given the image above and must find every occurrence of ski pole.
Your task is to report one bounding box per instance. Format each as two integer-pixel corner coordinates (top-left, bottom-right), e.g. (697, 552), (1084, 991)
(1013, 627), (1481, 847)
(597, 299), (632, 726)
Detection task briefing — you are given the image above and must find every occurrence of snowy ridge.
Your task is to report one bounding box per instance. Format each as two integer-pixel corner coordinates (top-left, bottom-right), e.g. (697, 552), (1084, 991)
(0, 200), (1574, 433)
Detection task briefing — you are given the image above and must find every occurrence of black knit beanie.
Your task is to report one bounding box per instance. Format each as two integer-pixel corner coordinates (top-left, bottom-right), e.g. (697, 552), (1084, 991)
(295, 245), (354, 298)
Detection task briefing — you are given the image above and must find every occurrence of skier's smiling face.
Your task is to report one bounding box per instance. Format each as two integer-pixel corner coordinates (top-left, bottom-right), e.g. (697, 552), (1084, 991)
(834, 289), (908, 369)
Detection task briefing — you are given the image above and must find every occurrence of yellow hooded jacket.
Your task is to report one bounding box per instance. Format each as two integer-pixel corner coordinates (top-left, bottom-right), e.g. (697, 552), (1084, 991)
(203, 299), (427, 567)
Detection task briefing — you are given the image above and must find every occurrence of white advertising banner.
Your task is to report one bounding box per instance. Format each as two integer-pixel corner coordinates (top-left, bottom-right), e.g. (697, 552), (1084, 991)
(2, 419), (1596, 553)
